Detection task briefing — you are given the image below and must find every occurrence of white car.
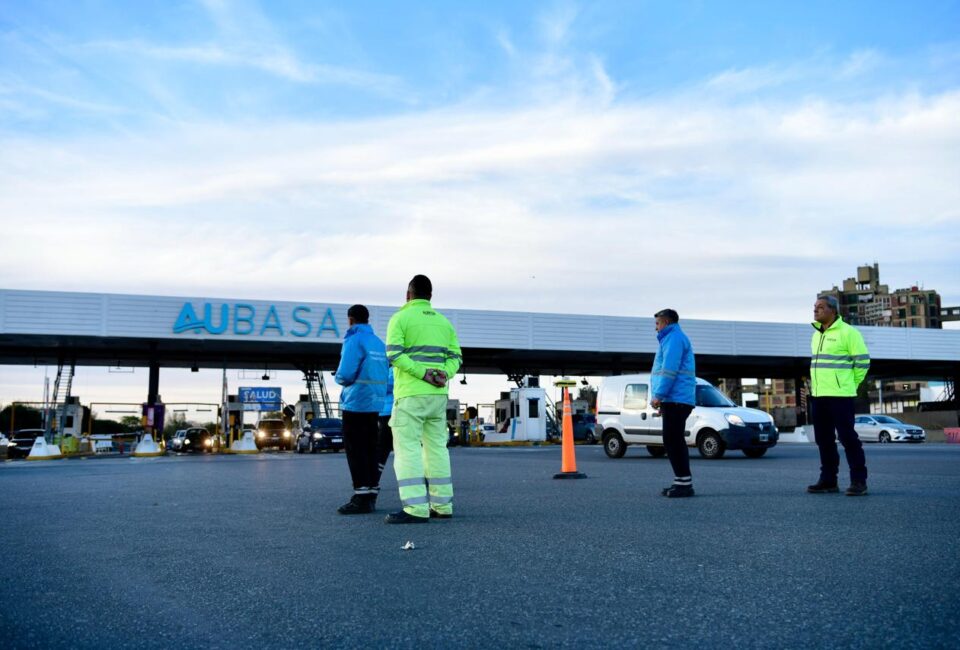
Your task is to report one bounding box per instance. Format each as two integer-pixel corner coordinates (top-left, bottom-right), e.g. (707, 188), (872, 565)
(596, 374), (778, 459)
(854, 415), (925, 443)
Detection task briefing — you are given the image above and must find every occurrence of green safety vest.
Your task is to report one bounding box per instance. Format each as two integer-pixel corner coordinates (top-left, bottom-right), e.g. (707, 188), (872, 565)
(810, 316), (870, 397)
(386, 299), (463, 399)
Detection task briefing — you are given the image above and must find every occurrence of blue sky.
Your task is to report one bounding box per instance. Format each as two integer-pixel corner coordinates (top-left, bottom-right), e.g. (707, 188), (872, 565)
(1, 1), (959, 405)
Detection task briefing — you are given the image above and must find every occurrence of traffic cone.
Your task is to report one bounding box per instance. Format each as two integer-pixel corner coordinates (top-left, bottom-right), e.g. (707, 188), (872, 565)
(133, 432), (163, 458)
(553, 386), (586, 479)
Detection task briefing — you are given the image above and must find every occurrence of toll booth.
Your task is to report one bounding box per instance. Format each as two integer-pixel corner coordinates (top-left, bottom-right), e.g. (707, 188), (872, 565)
(44, 396), (85, 438)
(293, 394), (329, 433)
(223, 395), (246, 447)
(489, 376), (547, 444)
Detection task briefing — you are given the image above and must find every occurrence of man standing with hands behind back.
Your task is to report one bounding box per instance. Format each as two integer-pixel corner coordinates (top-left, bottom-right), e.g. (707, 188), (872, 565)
(651, 308), (697, 498)
(807, 295), (871, 496)
(384, 275), (462, 524)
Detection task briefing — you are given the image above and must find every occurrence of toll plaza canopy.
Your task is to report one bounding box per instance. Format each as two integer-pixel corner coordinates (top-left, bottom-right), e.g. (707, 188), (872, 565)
(1, 289), (958, 380)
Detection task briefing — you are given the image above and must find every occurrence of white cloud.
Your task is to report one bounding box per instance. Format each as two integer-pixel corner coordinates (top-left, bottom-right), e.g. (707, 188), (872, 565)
(1, 81), (957, 323)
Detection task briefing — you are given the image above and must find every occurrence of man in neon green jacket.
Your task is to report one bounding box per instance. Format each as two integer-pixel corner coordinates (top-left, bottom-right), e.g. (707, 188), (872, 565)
(384, 275), (462, 524)
(807, 295), (871, 496)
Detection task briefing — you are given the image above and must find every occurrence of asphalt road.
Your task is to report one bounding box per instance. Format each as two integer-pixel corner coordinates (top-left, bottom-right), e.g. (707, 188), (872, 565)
(2, 442), (958, 649)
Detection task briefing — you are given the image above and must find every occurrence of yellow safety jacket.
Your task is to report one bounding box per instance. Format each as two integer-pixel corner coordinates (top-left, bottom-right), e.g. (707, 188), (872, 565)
(386, 299), (462, 399)
(810, 316), (870, 397)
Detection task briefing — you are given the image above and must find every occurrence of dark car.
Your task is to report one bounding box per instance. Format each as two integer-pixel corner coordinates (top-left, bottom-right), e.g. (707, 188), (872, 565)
(177, 427), (214, 453)
(296, 418), (343, 453)
(7, 429), (45, 459)
(573, 413), (599, 444)
(256, 418), (293, 451)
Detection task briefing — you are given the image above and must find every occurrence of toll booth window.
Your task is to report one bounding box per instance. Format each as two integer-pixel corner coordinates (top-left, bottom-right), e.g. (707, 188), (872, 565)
(623, 384), (648, 410)
(528, 398), (539, 419)
(64, 415), (74, 428)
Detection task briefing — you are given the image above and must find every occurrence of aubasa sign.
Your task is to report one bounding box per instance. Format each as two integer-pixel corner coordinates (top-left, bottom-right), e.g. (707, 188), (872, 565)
(173, 302), (341, 338)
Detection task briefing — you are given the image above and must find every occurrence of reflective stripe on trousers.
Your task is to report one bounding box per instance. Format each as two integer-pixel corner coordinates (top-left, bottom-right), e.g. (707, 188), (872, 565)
(390, 394), (453, 517)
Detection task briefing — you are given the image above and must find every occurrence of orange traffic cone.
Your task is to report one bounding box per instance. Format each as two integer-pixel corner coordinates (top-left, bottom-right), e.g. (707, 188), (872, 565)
(554, 385), (586, 479)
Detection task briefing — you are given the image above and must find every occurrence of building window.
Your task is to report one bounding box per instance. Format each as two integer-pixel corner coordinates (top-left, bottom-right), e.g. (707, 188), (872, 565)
(898, 309), (906, 319)
(910, 306), (917, 316)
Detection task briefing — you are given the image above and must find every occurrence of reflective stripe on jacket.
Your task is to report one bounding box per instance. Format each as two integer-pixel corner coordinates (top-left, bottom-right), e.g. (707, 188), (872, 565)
(810, 316), (870, 397)
(651, 323), (696, 405)
(334, 323), (389, 412)
(386, 299), (462, 400)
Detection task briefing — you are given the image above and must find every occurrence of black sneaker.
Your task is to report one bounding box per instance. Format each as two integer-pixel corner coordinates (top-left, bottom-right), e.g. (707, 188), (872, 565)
(661, 485), (695, 498)
(845, 482), (868, 496)
(429, 509), (452, 519)
(384, 510), (429, 524)
(807, 480), (839, 494)
(337, 496), (374, 515)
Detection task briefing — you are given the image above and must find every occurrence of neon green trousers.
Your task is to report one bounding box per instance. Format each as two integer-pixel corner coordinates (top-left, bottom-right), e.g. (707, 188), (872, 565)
(390, 394), (453, 517)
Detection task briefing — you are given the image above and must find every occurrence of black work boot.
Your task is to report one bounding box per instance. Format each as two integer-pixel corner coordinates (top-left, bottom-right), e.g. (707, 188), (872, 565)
(845, 482), (868, 496)
(384, 510), (429, 524)
(337, 495), (374, 515)
(661, 485), (695, 498)
(429, 509), (453, 519)
(807, 480), (839, 494)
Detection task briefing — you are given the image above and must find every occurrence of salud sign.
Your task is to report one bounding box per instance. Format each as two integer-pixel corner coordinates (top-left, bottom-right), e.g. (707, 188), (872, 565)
(238, 387), (282, 411)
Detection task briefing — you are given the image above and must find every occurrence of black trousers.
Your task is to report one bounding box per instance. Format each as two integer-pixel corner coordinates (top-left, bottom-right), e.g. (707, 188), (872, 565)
(811, 396), (867, 483)
(374, 415), (394, 487)
(342, 411), (380, 496)
(661, 402), (693, 479)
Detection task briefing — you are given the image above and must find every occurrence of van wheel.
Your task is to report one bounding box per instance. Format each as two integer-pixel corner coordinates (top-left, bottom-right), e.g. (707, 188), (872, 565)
(697, 430), (726, 459)
(879, 431), (891, 443)
(646, 445), (667, 458)
(603, 431), (626, 459)
(742, 448), (767, 458)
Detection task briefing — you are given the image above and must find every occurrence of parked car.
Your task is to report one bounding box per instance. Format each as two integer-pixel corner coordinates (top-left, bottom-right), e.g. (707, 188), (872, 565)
(597, 374), (778, 459)
(256, 418), (293, 450)
(854, 415), (925, 443)
(7, 429), (45, 459)
(177, 427), (215, 453)
(296, 419), (343, 453)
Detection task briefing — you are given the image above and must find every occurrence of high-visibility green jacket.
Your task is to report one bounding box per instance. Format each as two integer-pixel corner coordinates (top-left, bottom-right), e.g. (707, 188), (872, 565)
(386, 299), (462, 399)
(810, 316), (870, 397)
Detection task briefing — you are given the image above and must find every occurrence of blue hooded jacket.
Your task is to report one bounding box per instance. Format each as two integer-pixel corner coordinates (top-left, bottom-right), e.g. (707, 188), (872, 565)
(335, 323), (389, 413)
(651, 323), (696, 405)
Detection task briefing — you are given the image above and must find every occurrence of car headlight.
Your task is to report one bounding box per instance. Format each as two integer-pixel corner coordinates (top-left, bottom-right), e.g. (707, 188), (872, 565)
(283, 430), (291, 438)
(184, 439), (190, 445)
(257, 431), (265, 438)
(204, 439), (213, 447)
(313, 433), (322, 439)
(724, 413), (744, 426)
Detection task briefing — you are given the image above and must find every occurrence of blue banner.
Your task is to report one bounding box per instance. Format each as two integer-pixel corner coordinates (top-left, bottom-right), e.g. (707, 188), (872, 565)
(238, 386), (282, 410)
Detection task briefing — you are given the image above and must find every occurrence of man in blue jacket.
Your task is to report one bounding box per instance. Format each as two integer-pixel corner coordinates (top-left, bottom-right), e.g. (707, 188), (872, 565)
(650, 308), (697, 498)
(334, 304), (389, 514)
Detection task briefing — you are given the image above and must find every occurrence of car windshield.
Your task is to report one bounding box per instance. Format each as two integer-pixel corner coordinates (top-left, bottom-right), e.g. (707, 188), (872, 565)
(872, 416), (902, 424)
(695, 385), (736, 408)
(258, 420), (286, 432)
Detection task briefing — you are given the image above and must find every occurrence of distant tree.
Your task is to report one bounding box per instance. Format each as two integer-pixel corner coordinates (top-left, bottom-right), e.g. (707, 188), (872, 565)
(119, 415), (142, 431)
(91, 418), (128, 434)
(0, 404), (42, 432)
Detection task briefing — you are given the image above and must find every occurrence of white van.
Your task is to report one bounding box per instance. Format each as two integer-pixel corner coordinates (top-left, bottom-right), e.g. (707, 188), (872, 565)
(596, 374), (778, 459)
